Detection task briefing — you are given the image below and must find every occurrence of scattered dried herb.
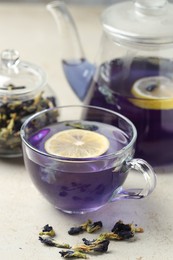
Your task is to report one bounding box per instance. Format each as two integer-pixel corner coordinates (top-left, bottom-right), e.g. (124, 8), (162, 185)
(82, 238), (95, 246)
(68, 226), (84, 236)
(39, 236), (71, 249)
(39, 224), (56, 237)
(68, 219), (91, 235)
(74, 239), (109, 254)
(39, 221), (144, 259)
(68, 219), (102, 235)
(0, 90), (56, 153)
(111, 220), (144, 240)
(111, 220), (134, 239)
(82, 220), (144, 245)
(65, 122), (98, 131)
(97, 232), (127, 241)
(59, 250), (87, 259)
(86, 221), (103, 234)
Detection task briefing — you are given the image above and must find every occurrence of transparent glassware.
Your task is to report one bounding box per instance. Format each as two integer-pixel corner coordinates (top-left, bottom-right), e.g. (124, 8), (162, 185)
(0, 49), (57, 158)
(20, 105), (156, 214)
(47, 0), (173, 166)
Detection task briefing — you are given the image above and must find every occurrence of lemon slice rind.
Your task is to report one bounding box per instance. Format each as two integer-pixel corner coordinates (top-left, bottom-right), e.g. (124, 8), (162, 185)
(44, 129), (110, 158)
(130, 76), (173, 110)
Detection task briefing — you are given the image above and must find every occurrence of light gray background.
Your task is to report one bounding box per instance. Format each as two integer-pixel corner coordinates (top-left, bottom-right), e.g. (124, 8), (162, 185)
(1, 0), (173, 4)
(0, 0), (127, 4)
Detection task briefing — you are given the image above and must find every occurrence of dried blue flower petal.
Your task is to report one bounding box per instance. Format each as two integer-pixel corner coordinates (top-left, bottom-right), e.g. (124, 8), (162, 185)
(68, 219), (102, 235)
(39, 236), (56, 247)
(39, 224), (55, 237)
(111, 220), (134, 239)
(68, 220), (91, 235)
(74, 239), (109, 254)
(111, 220), (143, 240)
(86, 221), (103, 233)
(92, 240), (110, 253)
(59, 250), (87, 259)
(65, 122), (98, 131)
(68, 226), (84, 235)
(82, 238), (96, 246)
(39, 236), (71, 249)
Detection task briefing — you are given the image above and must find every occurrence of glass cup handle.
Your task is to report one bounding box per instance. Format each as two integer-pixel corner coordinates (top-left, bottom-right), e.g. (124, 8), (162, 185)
(111, 158), (157, 201)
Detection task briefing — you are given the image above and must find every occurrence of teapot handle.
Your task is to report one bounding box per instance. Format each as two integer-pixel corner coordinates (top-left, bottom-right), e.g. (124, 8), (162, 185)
(111, 158), (157, 201)
(47, 1), (95, 101)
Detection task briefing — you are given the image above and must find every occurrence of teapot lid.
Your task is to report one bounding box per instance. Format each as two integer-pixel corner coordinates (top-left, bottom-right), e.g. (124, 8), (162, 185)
(0, 49), (46, 99)
(102, 0), (173, 44)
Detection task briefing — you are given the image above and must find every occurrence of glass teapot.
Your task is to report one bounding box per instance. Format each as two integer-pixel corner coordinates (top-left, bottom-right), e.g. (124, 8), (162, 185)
(47, 0), (173, 167)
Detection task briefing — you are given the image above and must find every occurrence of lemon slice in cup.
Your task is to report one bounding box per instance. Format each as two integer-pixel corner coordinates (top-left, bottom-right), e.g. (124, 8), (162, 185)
(44, 129), (110, 158)
(130, 76), (173, 110)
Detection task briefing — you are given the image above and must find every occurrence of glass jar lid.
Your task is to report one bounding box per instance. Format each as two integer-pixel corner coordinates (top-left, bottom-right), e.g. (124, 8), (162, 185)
(102, 0), (173, 45)
(0, 49), (47, 99)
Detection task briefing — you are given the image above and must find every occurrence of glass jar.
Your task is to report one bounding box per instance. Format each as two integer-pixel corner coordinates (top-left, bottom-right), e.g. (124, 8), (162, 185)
(0, 49), (57, 158)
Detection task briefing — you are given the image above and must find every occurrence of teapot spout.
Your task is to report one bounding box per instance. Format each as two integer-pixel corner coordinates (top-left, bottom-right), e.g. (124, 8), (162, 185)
(47, 1), (95, 101)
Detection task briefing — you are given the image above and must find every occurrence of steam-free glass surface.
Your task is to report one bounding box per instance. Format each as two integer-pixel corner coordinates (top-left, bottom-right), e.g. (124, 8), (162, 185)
(21, 105), (156, 214)
(0, 49), (57, 157)
(47, 0), (173, 166)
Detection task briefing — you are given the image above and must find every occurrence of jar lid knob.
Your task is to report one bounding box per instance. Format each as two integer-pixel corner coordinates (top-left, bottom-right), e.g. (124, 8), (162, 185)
(134, 0), (168, 14)
(1, 49), (20, 69)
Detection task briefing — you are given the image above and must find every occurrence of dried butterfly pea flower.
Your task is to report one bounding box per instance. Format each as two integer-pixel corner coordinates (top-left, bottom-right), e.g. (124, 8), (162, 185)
(68, 219), (91, 235)
(39, 236), (71, 249)
(111, 220), (144, 239)
(111, 220), (131, 233)
(39, 236), (56, 247)
(82, 221), (144, 245)
(65, 122), (98, 131)
(39, 221), (144, 259)
(111, 220), (134, 239)
(68, 219), (103, 235)
(74, 239), (110, 254)
(95, 232), (123, 241)
(82, 238), (95, 246)
(59, 250), (88, 259)
(68, 226), (84, 235)
(39, 224), (56, 237)
(90, 240), (109, 253)
(0, 90), (56, 152)
(86, 221), (103, 233)
(131, 224), (144, 233)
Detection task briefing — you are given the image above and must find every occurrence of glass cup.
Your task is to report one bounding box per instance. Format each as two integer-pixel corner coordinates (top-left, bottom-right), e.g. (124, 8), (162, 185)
(20, 105), (156, 214)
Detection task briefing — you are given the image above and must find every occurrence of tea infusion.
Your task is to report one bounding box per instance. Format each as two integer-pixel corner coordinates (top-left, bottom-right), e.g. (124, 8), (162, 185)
(63, 57), (173, 166)
(25, 120), (129, 213)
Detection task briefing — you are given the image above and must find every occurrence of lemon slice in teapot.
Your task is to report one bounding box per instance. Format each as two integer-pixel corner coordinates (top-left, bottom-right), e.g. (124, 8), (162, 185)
(130, 76), (173, 110)
(44, 129), (110, 158)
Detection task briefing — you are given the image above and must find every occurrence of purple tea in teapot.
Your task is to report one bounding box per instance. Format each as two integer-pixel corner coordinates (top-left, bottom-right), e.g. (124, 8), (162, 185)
(89, 57), (173, 166)
(47, 0), (173, 167)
